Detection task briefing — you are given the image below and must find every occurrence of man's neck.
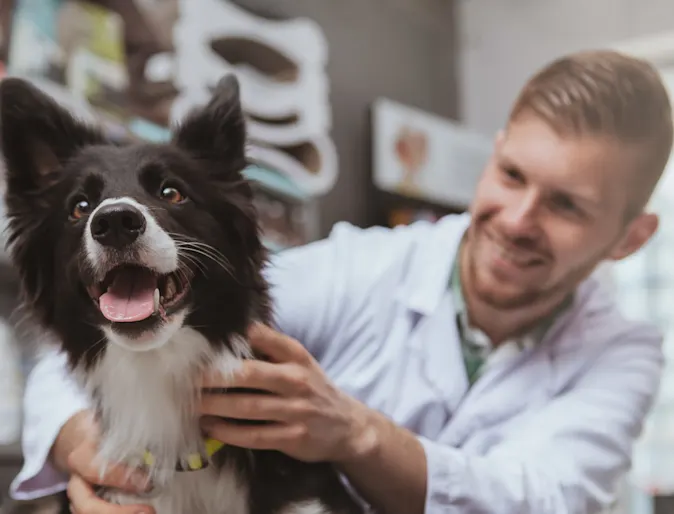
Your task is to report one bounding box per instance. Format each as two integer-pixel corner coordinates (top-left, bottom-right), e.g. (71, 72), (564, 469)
(459, 240), (570, 346)
(466, 291), (568, 346)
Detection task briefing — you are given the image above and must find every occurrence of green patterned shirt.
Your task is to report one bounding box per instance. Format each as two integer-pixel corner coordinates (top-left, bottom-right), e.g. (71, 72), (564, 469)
(450, 249), (568, 386)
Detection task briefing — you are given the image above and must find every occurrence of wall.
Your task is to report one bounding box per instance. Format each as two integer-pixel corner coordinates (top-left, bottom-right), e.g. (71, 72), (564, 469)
(233, 0), (460, 234)
(458, 0), (674, 136)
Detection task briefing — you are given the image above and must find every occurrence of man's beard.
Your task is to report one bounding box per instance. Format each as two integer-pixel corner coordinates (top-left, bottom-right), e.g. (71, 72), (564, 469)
(463, 226), (615, 311)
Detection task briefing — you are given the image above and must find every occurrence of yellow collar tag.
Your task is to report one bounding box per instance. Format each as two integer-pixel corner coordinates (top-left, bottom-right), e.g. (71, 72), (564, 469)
(143, 438), (225, 472)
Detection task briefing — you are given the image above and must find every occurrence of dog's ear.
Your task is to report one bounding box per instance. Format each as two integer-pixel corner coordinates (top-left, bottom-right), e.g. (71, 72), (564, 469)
(0, 78), (103, 192)
(172, 74), (246, 176)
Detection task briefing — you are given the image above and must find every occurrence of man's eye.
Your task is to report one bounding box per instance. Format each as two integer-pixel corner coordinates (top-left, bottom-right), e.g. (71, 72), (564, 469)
(502, 167), (524, 183)
(554, 196), (574, 210)
(550, 194), (579, 214)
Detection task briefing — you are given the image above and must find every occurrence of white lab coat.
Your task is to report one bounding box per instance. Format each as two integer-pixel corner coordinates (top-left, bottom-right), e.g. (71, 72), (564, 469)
(9, 213), (664, 513)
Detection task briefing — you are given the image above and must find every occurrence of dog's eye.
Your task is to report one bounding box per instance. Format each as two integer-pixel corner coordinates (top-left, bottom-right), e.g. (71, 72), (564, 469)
(70, 199), (91, 220)
(159, 186), (186, 204)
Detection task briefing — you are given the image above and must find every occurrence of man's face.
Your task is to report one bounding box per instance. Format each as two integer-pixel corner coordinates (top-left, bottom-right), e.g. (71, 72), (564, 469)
(465, 113), (658, 309)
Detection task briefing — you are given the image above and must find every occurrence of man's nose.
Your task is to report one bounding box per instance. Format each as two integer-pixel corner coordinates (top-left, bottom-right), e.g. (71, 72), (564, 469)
(500, 190), (541, 238)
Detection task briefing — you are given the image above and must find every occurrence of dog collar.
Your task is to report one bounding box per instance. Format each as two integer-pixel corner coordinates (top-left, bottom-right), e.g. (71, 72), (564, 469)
(142, 437), (225, 472)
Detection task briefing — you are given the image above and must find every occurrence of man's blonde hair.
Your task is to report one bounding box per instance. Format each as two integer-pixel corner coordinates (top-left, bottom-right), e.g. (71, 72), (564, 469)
(508, 50), (674, 216)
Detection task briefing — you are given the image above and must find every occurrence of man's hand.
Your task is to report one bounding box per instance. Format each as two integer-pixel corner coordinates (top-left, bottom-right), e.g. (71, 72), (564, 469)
(53, 410), (154, 514)
(199, 323), (427, 513)
(199, 322), (378, 464)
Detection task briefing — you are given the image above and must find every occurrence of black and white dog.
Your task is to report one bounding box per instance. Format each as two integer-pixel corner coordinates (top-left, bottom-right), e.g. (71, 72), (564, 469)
(0, 75), (363, 514)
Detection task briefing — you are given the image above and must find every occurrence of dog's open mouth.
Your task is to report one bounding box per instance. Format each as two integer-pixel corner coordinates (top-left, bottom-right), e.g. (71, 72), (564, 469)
(87, 265), (190, 323)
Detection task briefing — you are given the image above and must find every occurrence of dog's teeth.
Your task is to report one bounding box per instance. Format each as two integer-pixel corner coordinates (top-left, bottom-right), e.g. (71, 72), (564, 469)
(165, 275), (177, 299)
(153, 288), (160, 312)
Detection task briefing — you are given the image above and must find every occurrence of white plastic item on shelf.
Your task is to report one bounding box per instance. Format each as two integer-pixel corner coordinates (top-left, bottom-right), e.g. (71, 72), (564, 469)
(170, 0), (337, 197)
(0, 320), (23, 445)
(248, 137), (338, 196)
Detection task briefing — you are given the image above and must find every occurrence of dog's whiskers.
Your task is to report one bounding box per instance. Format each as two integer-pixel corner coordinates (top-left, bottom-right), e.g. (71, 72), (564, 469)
(178, 253), (207, 275)
(171, 239), (234, 278)
(180, 247), (232, 276)
(86, 334), (109, 362)
(175, 262), (193, 286)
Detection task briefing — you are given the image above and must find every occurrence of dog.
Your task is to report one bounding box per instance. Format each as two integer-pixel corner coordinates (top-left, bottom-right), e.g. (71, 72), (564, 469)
(0, 75), (364, 514)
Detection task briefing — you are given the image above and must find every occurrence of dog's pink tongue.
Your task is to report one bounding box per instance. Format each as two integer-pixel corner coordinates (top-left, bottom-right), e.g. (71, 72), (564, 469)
(99, 268), (157, 322)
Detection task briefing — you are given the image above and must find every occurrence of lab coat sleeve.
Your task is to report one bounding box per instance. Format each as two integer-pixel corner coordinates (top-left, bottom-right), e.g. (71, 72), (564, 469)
(9, 348), (91, 500)
(417, 326), (663, 514)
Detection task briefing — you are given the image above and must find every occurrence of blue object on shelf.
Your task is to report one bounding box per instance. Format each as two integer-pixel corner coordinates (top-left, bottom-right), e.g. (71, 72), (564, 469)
(128, 118), (172, 143)
(243, 165), (308, 202)
(14, 0), (60, 42)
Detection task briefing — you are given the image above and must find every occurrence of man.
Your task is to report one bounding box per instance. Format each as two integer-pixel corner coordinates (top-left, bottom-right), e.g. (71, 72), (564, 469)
(9, 50), (674, 513)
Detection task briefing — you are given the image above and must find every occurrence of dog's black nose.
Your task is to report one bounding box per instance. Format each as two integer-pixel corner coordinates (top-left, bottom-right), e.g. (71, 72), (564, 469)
(90, 204), (146, 249)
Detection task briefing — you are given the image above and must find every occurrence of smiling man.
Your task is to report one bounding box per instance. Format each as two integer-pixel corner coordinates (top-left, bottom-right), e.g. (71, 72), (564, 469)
(10, 50), (674, 514)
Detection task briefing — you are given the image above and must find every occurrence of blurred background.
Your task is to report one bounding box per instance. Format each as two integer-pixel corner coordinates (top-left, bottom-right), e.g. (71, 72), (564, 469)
(0, 1), (673, 513)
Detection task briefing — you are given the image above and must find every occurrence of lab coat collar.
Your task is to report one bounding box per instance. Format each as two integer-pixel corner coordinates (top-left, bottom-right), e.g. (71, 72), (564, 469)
(398, 213), (471, 316)
(443, 276), (621, 445)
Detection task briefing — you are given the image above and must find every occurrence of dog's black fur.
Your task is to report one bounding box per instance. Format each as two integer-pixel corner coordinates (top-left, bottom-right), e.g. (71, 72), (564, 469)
(0, 76), (363, 514)
(1, 75), (269, 370)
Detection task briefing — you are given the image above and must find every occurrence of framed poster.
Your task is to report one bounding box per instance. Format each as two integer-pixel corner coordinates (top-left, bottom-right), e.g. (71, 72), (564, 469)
(372, 97), (492, 209)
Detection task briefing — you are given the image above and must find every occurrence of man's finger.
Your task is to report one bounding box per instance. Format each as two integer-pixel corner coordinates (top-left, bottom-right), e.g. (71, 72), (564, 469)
(68, 441), (150, 493)
(246, 322), (311, 364)
(67, 475), (154, 514)
(201, 360), (300, 395)
(200, 391), (301, 421)
(202, 418), (304, 451)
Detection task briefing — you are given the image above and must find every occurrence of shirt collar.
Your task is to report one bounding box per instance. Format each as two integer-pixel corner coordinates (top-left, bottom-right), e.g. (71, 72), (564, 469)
(450, 237), (572, 353)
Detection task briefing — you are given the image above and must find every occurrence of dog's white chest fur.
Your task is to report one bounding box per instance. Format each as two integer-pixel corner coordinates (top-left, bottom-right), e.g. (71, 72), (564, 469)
(106, 466), (248, 514)
(76, 325), (251, 514)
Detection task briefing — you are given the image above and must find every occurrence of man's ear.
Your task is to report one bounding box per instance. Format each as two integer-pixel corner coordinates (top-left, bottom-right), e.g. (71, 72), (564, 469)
(172, 74), (247, 176)
(608, 212), (659, 261)
(0, 77), (103, 193)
